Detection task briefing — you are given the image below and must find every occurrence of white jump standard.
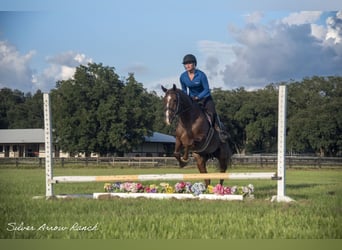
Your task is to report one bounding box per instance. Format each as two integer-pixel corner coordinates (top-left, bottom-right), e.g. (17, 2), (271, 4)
(41, 88), (293, 202)
(271, 85), (294, 202)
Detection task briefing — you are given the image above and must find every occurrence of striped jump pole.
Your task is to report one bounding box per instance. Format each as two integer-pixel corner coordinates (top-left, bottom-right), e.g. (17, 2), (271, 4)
(52, 172), (278, 184)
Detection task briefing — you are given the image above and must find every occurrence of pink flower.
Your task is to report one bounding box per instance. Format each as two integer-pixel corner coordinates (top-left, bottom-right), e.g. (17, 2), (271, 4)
(213, 184), (224, 195)
(136, 183), (144, 192)
(223, 186), (232, 195)
(175, 181), (187, 193)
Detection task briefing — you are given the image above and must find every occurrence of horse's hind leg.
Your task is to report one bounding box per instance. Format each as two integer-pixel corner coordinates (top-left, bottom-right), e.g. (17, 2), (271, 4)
(215, 144), (230, 185)
(193, 153), (210, 187)
(217, 156), (228, 185)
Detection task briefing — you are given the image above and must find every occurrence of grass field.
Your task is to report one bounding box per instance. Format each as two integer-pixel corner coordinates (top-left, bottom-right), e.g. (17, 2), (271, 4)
(0, 166), (341, 239)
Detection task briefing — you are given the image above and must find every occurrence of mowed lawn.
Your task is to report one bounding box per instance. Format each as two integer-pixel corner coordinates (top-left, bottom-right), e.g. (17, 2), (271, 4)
(0, 166), (341, 239)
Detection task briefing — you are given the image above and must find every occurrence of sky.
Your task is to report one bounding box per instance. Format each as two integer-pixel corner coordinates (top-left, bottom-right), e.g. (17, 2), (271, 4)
(0, 0), (341, 95)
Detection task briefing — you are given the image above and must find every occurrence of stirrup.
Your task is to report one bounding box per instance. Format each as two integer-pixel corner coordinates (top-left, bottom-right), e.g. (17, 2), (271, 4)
(219, 130), (228, 142)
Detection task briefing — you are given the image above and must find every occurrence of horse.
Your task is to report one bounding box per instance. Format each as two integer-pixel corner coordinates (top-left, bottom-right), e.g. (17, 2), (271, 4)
(161, 84), (232, 186)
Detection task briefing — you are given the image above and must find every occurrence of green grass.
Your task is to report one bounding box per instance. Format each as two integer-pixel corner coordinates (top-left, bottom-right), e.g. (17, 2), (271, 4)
(0, 167), (341, 239)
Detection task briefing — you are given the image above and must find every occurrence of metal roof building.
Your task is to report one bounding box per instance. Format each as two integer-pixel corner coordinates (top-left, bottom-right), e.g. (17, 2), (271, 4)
(0, 129), (175, 157)
(0, 129), (44, 144)
(144, 132), (175, 143)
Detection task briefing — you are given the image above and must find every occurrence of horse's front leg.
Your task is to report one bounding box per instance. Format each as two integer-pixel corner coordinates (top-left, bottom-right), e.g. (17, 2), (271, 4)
(179, 134), (193, 166)
(174, 138), (188, 168)
(180, 145), (190, 164)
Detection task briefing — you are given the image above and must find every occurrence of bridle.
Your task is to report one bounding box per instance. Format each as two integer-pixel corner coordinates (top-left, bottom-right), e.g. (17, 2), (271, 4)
(165, 91), (192, 122)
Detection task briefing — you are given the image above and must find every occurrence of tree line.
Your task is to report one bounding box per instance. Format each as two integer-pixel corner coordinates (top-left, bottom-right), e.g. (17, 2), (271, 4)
(0, 63), (341, 156)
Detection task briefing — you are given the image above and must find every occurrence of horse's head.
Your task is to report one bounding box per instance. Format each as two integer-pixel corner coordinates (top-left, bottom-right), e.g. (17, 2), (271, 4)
(161, 84), (180, 125)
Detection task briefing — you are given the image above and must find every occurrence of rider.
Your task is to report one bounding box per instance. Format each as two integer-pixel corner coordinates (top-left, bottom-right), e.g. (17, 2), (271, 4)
(180, 54), (228, 142)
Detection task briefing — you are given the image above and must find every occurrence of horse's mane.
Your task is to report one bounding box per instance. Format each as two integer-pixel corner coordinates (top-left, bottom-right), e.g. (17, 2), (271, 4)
(171, 87), (199, 110)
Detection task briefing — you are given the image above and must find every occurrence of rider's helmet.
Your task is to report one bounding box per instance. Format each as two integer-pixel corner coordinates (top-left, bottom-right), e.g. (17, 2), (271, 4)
(182, 54), (197, 66)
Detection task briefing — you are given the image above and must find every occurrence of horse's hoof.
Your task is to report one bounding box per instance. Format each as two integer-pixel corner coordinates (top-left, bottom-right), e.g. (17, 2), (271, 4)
(179, 162), (187, 168)
(181, 157), (189, 163)
(179, 158), (189, 168)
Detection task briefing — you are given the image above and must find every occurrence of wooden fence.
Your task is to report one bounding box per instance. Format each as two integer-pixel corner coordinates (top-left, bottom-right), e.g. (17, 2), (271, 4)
(0, 155), (341, 168)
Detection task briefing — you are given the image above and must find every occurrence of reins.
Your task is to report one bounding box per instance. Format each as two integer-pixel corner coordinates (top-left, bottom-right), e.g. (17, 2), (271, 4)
(175, 92), (192, 115)
(165, 92), (193, 121)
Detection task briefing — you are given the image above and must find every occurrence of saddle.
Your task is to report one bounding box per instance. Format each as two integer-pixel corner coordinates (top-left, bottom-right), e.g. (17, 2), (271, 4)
(195, 98), (228, 145)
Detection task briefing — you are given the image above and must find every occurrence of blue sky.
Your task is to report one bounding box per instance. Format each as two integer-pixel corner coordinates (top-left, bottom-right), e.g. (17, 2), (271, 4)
(0, 0), (341, 94)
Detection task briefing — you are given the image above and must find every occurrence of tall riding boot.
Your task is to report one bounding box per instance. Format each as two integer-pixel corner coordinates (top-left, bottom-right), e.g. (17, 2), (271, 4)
(214, 114), (229, 143)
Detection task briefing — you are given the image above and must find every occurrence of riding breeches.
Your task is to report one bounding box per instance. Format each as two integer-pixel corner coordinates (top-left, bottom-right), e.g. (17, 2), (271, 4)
(197, 95), (217, 125)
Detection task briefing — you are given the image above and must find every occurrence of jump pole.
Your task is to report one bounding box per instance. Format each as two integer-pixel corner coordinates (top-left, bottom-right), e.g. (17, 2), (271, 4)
(52, 172), (277, 183)
(271, 85), (294, 202)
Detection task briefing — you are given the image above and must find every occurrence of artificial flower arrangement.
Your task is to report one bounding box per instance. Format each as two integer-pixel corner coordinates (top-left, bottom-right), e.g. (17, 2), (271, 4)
(104, 181), (254, 197)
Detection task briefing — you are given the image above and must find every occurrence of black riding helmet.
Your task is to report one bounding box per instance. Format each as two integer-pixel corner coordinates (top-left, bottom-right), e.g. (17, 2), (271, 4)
(182, 54), (197, 66)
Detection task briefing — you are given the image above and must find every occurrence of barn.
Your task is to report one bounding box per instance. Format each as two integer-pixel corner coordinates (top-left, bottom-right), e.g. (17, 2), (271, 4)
(0, 129), (175, 158)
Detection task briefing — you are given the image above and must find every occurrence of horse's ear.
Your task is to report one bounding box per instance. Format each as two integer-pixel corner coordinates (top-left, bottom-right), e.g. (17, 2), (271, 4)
(161, 85), (168, 93)
(172, 84), (177, 90)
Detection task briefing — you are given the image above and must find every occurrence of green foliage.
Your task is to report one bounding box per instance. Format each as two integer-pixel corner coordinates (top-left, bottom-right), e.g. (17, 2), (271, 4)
(213, 86), (278, 154)
(51, 63), (158, 156)
(119, 73), (154, 152)
(213, 77), (341, 156)
(1, 67), (341, 156)
(0, 88), (43, 129)
(287, 76), (342, 156)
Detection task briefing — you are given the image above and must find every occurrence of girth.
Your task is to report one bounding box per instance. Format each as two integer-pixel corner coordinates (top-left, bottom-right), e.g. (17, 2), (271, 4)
(193, 126), (215, 154)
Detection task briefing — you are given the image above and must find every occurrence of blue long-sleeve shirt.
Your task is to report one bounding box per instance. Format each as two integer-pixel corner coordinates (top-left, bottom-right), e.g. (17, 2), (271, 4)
(180, 69), (211, 100)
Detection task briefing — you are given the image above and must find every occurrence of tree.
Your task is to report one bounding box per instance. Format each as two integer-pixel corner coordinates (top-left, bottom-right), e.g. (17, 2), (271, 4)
(213, 87), (248, 154)
(0, 88), (43, 129)
(234, 86), (278, 154)
(24, 90), (44, 128)
(1, 69), (340, 156)
(214, 86), (278, 154)
(52, 63), (123, 155)
(118, 73), (155, 153)
(51, 63), (157, 156)
(287, 76), (342, 156)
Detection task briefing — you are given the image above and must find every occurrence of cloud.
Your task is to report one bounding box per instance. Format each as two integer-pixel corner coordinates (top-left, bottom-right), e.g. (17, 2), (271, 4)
(244, 12), (264, 24)
(0, 40), (35, 92)
(326, 11), (342, 43)
(197, 40), (236, 88)
(206, 11), (342, 90)
(46, 51), (90, 67)
(281, 11), (322, 25)
(0, 43), (93, 92)
(33, 51), (93, 91)
(311, 23), (326, 41)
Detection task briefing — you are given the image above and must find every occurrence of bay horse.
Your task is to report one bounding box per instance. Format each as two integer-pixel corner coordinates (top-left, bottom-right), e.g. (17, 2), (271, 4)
(161, 84), (232, 186)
